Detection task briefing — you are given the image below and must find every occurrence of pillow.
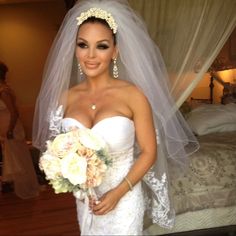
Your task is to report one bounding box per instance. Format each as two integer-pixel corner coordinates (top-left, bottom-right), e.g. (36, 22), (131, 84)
(179, 101), (192, 118)
(190, 98), (211, 110)
(186, 103), (236, 135)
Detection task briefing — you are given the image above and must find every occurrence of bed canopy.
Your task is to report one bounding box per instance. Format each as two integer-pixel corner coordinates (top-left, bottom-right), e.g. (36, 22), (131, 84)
(128, 0), (236, 107)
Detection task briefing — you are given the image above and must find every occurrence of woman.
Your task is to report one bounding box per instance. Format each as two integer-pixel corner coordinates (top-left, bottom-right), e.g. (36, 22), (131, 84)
(0, 61), (39, 199)
(33, 0), (198, 235)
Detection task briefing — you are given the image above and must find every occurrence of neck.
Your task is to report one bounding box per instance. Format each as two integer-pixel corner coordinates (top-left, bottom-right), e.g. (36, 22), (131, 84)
(85, 74), (113, 92)
(84, 74), (114, 111)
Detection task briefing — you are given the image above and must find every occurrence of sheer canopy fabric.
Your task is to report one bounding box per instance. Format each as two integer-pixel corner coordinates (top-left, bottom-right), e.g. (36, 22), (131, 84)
(129, 0), (236, 107)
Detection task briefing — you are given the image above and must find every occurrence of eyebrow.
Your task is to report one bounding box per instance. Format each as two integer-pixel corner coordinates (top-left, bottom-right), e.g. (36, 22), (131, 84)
(77, 37), (110, 44)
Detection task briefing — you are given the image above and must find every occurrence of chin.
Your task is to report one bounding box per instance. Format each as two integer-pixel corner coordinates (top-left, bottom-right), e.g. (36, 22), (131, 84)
(85, 73), (100, 78)
(84, 70), (106, 79)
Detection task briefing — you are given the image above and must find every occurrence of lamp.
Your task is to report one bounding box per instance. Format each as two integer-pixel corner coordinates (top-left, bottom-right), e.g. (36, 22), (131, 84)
(210, 71), (236, 104)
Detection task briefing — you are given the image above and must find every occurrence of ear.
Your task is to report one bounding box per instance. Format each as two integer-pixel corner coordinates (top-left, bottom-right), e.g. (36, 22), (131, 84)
(112, 46), (119, 60)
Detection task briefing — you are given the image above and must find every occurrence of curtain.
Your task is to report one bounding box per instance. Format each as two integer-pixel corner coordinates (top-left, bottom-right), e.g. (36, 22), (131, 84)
(129, 0), (236, 107)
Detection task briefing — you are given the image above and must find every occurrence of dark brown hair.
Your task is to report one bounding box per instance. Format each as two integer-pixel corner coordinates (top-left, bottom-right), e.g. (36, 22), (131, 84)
(79, 17), (117, 45)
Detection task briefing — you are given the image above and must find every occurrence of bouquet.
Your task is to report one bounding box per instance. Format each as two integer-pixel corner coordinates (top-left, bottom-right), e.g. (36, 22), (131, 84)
(39, 128), (112, 200)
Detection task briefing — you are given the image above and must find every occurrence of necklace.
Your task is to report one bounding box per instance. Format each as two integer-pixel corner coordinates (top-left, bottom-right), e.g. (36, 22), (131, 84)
(91, 103), (96, 110)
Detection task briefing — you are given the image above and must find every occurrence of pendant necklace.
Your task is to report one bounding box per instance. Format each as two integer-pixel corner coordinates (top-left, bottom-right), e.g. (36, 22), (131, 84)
(91, 103), (96, 110)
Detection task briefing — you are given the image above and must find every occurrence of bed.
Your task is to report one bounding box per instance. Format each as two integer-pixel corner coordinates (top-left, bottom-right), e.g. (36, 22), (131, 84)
(145, 78), (236, 235)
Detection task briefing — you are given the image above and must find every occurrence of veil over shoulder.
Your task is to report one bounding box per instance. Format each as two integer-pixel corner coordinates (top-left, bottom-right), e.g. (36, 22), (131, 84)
(33, 0), (199, 228)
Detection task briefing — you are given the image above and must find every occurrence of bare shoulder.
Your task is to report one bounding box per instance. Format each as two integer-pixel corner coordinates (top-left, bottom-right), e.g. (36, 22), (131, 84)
(113, 79), (151, 116)
(118, 80), (148, 103)
(58, 84), (82, 108)
(68, 82), (85, 94)
(113, 79), (145, 96)
(65, 83), (85, 98)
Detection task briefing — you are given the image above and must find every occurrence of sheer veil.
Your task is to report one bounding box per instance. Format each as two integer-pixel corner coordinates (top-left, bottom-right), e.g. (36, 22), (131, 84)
(33, 0), (199, 228)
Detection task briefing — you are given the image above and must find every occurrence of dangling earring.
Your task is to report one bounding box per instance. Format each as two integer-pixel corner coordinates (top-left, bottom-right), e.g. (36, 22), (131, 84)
(113, 58), (119, 78)
(78, 63), (83, 76)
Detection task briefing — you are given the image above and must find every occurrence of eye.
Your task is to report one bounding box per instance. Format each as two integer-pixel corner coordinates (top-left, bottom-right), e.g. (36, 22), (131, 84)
(77, 42), (88, 48)
(97, 44), (109, 50)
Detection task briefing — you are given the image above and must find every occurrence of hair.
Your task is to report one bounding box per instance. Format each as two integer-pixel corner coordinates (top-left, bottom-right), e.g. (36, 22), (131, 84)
(0, 62), (8, 80)
(79, 17), (117, 45)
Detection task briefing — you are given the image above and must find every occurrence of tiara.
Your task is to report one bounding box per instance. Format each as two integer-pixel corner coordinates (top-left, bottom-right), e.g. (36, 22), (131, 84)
(76, 7), (117, 34)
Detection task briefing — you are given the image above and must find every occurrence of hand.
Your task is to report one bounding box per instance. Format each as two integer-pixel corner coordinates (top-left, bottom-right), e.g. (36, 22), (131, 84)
(6, 131), (14, 139)
(90, 189), (122, 215)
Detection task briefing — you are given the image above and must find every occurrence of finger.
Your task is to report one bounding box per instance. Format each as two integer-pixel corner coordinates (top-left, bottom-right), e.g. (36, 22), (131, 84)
(94, 206), (113, 215)
(93, 202), (104, 212)
(89, 196), (97, 202)
(93, 202), (113, 215)
(102, 207), (113, 215)
(89, 202), (94, 210)
(89, 198), (97, 210)
(93, 208), (106, 215)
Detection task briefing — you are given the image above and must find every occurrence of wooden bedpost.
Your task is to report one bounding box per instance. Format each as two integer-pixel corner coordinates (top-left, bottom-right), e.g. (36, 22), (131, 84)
(209, 76), (214, 104)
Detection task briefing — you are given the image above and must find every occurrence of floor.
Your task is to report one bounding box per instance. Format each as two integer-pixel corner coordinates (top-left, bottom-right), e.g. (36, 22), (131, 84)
(1, 184), (236, 236)
(0, 185), (80, 236)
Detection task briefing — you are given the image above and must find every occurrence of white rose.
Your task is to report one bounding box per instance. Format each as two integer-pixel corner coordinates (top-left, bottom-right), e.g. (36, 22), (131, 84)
(49, 130), (81, 158)
(39, 153), (61, 179)
(78, 128), (106, 150)
(61, 153), (87, 185)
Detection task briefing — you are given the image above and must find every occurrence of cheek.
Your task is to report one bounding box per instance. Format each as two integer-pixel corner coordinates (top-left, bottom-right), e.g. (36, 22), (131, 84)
(102, 56), (112, 64)
(101, 52), (114, 63)
(75, 48), (84, 61)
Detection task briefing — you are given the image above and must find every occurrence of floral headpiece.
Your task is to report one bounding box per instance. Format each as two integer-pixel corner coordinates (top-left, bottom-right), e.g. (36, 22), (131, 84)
(76, 7), (118, 34)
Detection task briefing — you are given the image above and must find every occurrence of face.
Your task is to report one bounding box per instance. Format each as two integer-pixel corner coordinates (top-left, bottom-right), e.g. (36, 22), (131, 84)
(76, 22), (117, 79)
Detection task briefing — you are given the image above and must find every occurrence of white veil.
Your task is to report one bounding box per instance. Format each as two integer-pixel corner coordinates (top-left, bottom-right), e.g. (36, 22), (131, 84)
(33, 0), (199, 228)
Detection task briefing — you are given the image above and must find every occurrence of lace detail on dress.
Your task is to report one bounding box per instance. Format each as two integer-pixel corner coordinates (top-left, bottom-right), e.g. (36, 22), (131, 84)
(76, 147), (145, 235)
(49, 105), (63, 139)
(144, 171), (175, 228)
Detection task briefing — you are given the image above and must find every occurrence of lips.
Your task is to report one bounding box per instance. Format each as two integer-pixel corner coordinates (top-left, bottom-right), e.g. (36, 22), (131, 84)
(84, 62), (99, 69)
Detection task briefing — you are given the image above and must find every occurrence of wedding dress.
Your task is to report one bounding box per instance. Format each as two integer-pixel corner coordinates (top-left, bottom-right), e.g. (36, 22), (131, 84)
(61, 116), (145, 235)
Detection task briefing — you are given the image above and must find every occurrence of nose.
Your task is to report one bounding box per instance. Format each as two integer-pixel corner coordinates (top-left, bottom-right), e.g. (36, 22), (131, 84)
(88, 46), (96, 58)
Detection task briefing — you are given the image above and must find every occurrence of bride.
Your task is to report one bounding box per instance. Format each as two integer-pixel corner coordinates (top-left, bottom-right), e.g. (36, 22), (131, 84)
(33, 0), (198, 235)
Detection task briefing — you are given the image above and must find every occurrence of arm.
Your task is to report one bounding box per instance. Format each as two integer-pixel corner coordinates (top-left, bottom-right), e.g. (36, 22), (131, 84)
(113, 88), (157, 194)
(0, 90), (19, 139)
(93, 87), (157, 215)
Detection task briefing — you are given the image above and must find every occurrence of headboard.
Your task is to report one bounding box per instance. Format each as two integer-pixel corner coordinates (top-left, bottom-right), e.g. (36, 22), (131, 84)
(191, 72), (236, 105)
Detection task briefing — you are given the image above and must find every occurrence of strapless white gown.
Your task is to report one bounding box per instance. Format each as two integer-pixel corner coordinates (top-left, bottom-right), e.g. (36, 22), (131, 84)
(61, 116), (145, 235)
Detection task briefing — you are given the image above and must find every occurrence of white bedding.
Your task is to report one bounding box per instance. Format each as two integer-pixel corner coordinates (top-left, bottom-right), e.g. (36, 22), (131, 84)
(168, 131), (236, 215)
(146, 104), (236, 235)
(186, 103), (236, 135)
